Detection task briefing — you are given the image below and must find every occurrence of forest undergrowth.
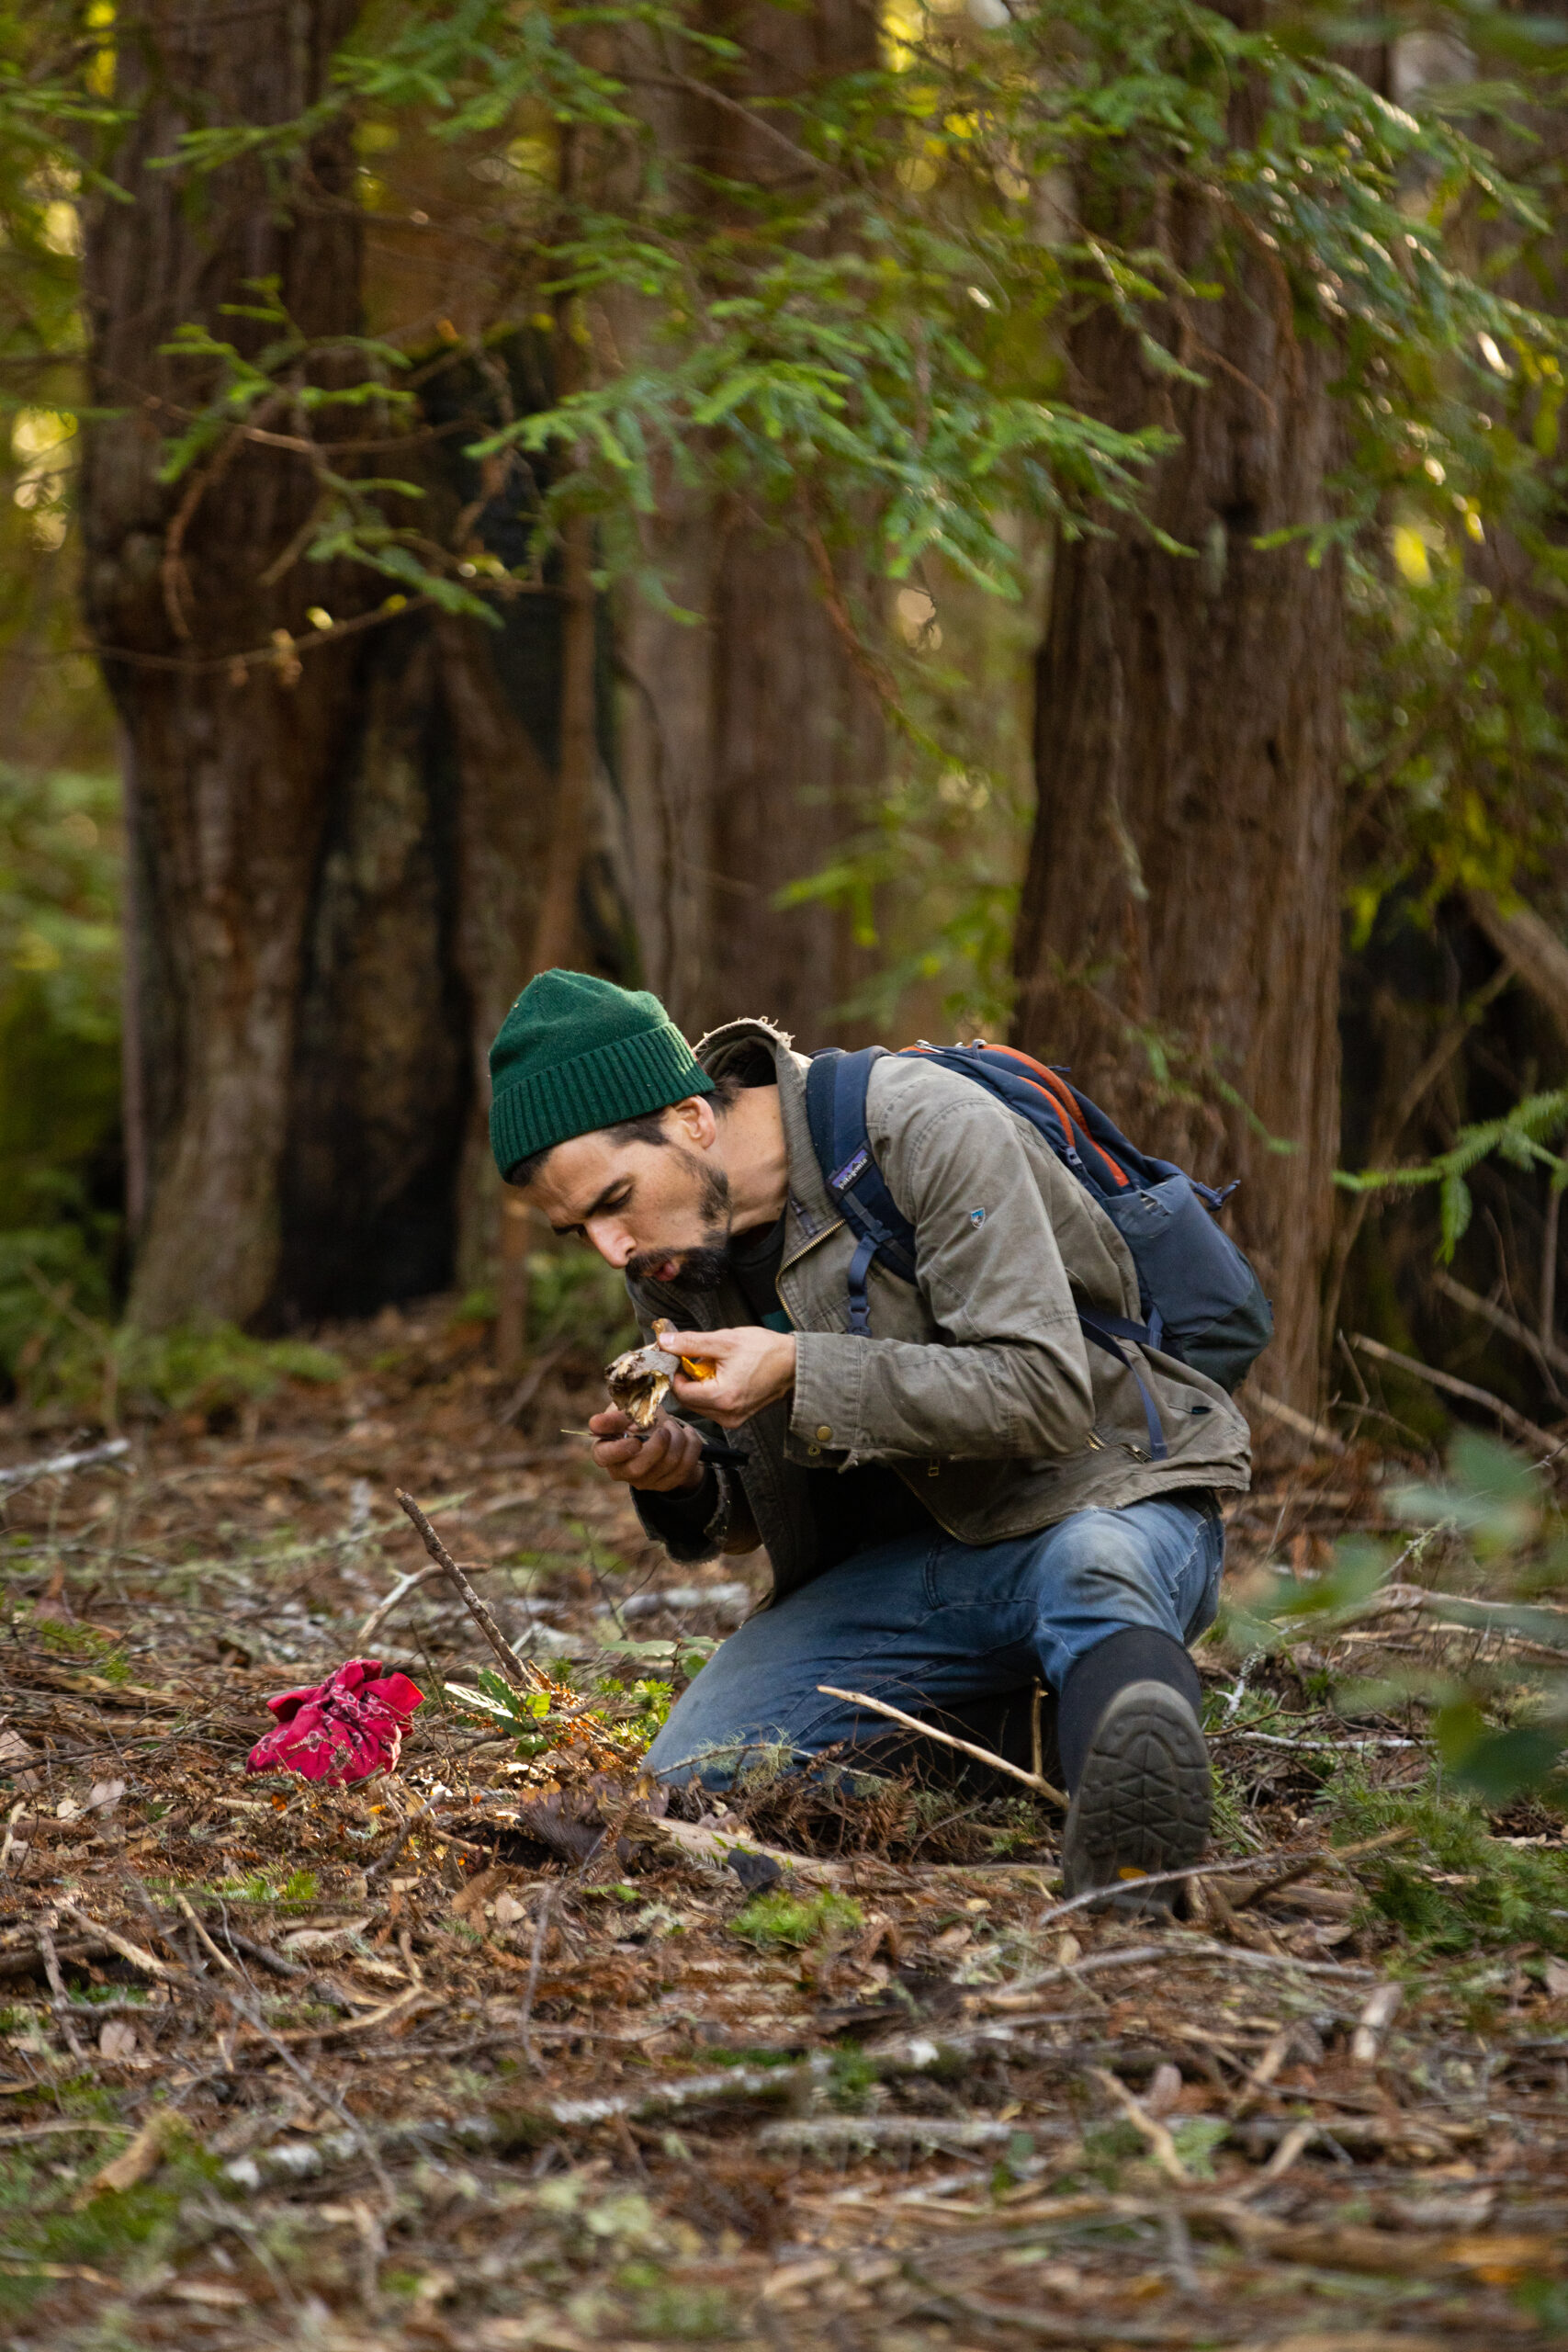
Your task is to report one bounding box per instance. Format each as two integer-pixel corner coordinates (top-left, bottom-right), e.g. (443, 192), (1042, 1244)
(0, 1314), (1564, 2349)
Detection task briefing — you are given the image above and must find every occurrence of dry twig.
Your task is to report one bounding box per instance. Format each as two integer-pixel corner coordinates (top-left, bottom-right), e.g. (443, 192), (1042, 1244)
(815, 1682), (1067, 1808)
(394, 1489), (537, 1688)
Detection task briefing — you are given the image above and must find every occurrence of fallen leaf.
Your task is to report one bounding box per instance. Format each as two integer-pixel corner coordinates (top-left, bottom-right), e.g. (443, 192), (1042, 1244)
(167, 2279), (250, 2308)
(0, 1726), (40, 1788)
(98, 2018), (138, 2061)
(1544, 1955), (1568, 1999)
(85, 2109), (183, 2197)
(494, 1889), (527, 1928)
(85, 1779), (126, 1814)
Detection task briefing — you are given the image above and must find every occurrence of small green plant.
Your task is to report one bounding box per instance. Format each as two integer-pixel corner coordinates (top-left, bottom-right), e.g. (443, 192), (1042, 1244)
(627, 2282), (736, 2340)
(1231, 1434), (1568, 1814)
(30, 1616), (130, 1679)
(1077, 2118), (1145, 2189)
(728, 1888), (864, 1949)
(0, 2135), (223, 2319)
(828, 2043), (879, 2112)
(1168, 2116), (1229, 2182)
(448, 1668), (556, 1758)
(1318, 1771), (1568, 1958)
(592, 1674), (674, 1748)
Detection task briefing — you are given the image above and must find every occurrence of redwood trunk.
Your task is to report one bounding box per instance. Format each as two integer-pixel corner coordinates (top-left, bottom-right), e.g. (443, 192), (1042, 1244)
(1013, 199), (1344, 1411)
(616, 0), (886, 1046)
(81, 0), (376, 1330)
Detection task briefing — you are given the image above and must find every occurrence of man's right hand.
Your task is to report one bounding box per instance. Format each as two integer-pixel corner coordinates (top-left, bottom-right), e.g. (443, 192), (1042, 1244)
(588, 1407), (706, 1494)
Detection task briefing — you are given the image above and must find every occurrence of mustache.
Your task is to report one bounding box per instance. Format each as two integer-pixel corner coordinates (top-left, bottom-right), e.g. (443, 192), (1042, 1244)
(626, 1241), (730, 1292)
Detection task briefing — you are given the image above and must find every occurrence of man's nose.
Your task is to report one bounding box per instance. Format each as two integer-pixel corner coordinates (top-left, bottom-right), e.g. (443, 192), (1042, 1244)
(585, 1218), (635, 1270)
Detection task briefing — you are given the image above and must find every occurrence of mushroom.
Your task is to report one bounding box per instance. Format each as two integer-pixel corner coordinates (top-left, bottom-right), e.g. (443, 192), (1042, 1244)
(604, 1319), (716, 1429)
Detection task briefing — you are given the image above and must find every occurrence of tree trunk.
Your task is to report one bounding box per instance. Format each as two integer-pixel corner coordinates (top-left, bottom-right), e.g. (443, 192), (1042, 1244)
(1012, 174), (1344, 1412)
(80, 0), (377, 1330)
(615, 0), (886, 1047)
(80, 10), (590, 1333)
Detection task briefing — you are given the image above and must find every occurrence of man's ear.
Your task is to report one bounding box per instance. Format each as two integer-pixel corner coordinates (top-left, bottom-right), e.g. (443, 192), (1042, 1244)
(670, 1094), (718, 1150)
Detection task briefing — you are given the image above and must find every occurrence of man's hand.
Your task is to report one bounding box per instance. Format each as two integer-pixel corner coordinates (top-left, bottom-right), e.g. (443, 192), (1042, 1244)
(666, 1326), (796, 1429)
(588, 1408), (706, 1493)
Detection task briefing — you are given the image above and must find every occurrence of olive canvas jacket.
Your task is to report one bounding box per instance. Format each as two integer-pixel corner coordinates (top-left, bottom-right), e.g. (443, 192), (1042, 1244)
(627, 1019), (1251, 1602)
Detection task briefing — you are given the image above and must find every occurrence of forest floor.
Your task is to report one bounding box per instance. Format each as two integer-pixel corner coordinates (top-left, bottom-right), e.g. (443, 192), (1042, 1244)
(0, 1307), (1565, 2352)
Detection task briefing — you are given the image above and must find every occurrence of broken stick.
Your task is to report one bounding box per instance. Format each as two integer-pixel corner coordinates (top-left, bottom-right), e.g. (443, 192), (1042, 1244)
(816, 1682), (1067, 1808)
(394, 1489), (538, 1691)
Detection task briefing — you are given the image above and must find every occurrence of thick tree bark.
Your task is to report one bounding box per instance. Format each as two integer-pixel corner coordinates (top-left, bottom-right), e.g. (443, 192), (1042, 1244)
(80, 0), (378, 1330)
(80, 8), (581, 1333)
(1013, 193), (1344, 1411)
(615, 0), (886, 1046)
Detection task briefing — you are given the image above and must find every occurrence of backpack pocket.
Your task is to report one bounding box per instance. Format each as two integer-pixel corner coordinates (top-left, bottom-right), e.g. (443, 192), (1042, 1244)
(1101, 1175), (1272, 1392)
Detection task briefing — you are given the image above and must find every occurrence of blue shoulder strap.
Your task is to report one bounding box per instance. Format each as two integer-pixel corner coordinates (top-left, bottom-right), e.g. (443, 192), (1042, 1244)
(804, 1045), (1168, 1460)
(804, 1048), (917, 1335)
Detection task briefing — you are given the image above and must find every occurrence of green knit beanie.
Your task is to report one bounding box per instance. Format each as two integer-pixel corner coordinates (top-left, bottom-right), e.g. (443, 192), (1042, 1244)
(489, 969), (714, 1180)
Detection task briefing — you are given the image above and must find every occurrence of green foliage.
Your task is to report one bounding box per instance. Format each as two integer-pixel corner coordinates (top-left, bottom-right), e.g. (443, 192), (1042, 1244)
(1335, 1089), (1568, 1261)
(0, 765), (120, 1214)
(1168, 2115), (1229, 2182)
(28, 1614), (129, 1679)
(827, 2042), (880, 2112)
(0, 764), (122, 1384)
(3, 1300), (344, 1419)
(626, 2280), (737, 2339)
(593, 1674), (674, 1746)
(1237, 1432), (1568, 1824)
(449, 1663), (674, 1758)
(1322, 1770), (1568, 1958)
(0, 2133), (223, 2319)
(453, 1668), (555, 1758)
(728, 1887), (864, 1948)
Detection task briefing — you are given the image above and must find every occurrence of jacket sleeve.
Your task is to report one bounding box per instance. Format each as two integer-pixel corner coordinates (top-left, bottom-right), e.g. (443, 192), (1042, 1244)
(634, 1464), (764, 1563)
(789, 1092), (1097, 1462)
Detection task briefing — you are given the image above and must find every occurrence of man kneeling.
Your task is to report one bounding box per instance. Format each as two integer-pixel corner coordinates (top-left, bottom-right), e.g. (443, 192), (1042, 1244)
(491, 971), (1251, 1900)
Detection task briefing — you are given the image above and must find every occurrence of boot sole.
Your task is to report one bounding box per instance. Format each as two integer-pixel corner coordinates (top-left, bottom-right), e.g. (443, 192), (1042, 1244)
(1060, 1679), (1212, 1910)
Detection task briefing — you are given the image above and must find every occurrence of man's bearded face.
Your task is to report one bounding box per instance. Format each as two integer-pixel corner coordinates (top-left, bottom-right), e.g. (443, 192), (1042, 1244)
(523, 1118), (735, 1287)
(625, 1150), (732, 1289)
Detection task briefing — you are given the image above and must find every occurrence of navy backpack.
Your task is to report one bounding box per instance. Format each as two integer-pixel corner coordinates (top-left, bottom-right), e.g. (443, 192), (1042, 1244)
(803, 1042), (1272, 1464)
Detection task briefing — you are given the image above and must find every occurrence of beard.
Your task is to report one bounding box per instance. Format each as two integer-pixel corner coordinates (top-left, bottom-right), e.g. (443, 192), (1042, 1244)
(627, 1239), (730, 1292)
(625, 1153), (732, 1291)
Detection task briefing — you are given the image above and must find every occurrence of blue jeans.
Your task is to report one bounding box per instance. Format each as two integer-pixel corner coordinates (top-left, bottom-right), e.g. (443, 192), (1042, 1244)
(643, 1495), (1224, 1788)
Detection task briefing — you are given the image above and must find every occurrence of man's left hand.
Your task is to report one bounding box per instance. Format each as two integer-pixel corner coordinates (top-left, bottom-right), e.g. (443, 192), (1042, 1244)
(665, 1326), (796, 1429)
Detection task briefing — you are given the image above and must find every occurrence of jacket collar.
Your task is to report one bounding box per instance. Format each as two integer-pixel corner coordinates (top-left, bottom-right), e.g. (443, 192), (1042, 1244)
(694, 1017), (840, 1259)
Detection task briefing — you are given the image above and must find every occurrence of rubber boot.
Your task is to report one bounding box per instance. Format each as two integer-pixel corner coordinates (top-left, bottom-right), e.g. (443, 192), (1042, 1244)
(1057, 1628), (1211, 1909)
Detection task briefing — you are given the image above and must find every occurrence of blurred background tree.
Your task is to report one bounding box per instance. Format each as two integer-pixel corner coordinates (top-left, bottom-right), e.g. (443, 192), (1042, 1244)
(4, 0), (1568, 1431)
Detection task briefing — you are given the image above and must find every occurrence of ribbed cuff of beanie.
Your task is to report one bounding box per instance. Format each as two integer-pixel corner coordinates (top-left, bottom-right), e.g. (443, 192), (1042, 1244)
(491, 1019), (713, 1175)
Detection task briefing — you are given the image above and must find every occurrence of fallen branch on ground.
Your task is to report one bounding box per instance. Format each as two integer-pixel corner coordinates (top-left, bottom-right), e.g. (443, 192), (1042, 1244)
(1248, 1389), (1347, 1455)
(357, 1563), (441, 1647)
(815, 1682), (1067, 1808)
(0, 1438), (130, 1490)
(1348, 1333), (1561, 1456)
